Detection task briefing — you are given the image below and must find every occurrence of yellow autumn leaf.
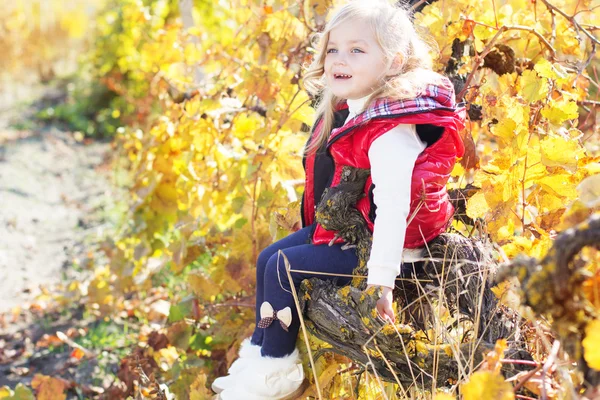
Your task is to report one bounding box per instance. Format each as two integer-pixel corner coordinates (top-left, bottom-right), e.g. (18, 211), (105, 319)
(466, 191), (489, 219)
(538, 192), (565, 214)
(502, 236), (533, 258)
(555, 26), (582, 56)
(190, 373), (214, 400)
(183, 43), (202, 63)
(538, 174), (578, 199)
(583, 319), (600, 370)
(461, 371), (515, 400)
(451, 161), (465, 178)
(533, 58), (560, 80)
(473, 18), (496, 42)
(0, 388), (11, 399)
(519, 69), (549, 103)
(233, 113), (263, 140)
(496, 218), (515, 241)
(299, 363), (339, 398)
(541, 99), (579, 125)
(154, 345), (181, 371)
(491, 281), (521, 310)
(188, 271), (221, 301)
(491, 119), (517, 144)
(540, 135), (585, 172)
(484, 339), (508, 373)
(581, 158), (600, 175)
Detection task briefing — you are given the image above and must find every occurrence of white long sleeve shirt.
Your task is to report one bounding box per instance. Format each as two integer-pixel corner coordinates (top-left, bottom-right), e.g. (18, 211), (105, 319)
(344, 96), (426, 289)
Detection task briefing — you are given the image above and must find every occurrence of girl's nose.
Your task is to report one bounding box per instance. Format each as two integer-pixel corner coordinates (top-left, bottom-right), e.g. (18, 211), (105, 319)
(333, 56), (347, 66)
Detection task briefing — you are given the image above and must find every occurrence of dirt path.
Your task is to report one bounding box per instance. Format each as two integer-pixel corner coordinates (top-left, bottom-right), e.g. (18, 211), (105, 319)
(0, 92), (112, 314)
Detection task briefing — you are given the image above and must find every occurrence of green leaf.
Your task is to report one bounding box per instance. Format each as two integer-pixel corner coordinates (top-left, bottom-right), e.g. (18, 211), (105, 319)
(257, 190), (275, 208)
(231, 196), (246, 213)
(168, 296), (194, 323)
(14, 385), (35, 400)
(234, 217), (248, 229)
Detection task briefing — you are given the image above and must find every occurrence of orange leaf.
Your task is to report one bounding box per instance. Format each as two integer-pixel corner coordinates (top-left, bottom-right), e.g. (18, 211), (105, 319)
(483, 339), (508, 373)
(35, 334), (63, 349)
(462, 19), (476, 36)
(583, 269), (600, 310)
(70, 348), (86, 360)
(31, 374), (68, 400)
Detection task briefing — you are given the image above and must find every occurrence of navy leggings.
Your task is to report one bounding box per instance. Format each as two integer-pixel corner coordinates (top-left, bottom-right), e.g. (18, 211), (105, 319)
(250, 224), (359, 357)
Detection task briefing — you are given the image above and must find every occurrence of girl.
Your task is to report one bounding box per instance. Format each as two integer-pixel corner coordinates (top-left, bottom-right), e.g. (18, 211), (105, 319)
(213, 0), (465, 398)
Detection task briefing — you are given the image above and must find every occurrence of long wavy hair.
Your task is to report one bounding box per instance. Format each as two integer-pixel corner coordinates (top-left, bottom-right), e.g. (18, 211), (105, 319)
(302, 0), (444, 155)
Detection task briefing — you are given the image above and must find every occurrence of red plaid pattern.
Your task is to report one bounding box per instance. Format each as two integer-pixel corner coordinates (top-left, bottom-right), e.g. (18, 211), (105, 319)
(330, 78), (458, 142)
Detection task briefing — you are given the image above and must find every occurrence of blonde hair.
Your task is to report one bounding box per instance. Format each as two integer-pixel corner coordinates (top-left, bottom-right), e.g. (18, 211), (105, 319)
(302, 0), (444, 155)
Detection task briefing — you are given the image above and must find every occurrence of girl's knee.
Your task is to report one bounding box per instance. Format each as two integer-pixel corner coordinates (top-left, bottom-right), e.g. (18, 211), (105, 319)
(257, 248), (271, 268)
(264, 252), (293, 289)
(256, 248), (274, 279)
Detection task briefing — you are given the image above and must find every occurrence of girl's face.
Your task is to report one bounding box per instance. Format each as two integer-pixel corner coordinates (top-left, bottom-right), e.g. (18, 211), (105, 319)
(324, 17), (389, 100)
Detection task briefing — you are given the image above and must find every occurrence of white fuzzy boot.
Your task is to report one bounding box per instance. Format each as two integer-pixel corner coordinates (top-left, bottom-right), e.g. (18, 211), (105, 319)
(218, 348), (306, 400)
(211, 338), (262, 394)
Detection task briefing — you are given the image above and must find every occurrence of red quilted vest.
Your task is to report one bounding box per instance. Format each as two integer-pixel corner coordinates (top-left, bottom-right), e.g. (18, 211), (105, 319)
(301, 80), (466, 248)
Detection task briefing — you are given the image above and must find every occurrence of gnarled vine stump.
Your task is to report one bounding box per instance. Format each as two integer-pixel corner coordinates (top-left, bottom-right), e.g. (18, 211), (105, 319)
(297, 232), (527, 386)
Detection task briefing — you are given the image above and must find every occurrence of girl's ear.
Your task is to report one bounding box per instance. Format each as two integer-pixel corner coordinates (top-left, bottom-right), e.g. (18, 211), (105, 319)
(386, 54), (404, 77)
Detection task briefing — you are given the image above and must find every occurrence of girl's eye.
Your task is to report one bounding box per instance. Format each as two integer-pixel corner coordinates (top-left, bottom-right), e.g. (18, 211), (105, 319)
(325, 48), (363, 54)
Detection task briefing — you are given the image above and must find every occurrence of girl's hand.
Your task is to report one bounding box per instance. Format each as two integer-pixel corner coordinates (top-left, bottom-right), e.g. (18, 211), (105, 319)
(366, 285), (396, 323)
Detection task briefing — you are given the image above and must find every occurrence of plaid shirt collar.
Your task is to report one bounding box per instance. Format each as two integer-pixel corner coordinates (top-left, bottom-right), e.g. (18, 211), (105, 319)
(334, 78), (458, 131)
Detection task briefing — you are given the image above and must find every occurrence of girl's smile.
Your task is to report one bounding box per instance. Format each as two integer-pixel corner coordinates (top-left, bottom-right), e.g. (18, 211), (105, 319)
(324, 18), (389, 100)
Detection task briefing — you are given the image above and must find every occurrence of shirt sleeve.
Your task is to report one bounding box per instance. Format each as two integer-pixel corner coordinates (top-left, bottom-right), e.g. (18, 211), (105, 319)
(366, 124), (426, 289)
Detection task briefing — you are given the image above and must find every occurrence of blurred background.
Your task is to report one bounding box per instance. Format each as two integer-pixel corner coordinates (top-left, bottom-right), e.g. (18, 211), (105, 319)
(0, 0), (598, 399)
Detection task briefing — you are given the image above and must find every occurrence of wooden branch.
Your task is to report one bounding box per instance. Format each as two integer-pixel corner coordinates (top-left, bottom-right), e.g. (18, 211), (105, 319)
(575, 42), (597, 84)
(539, 0), (600, 46)
(504, 25), (557, 56)
(538, 0), (599, 84)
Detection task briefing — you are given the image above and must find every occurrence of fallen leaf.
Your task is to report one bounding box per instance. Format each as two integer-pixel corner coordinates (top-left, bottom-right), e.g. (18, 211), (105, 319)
(0, 383), (35, 400)
(31, 374), (68, 400)
(36, 334), (63, 349)
(70, 348), (86, 360)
